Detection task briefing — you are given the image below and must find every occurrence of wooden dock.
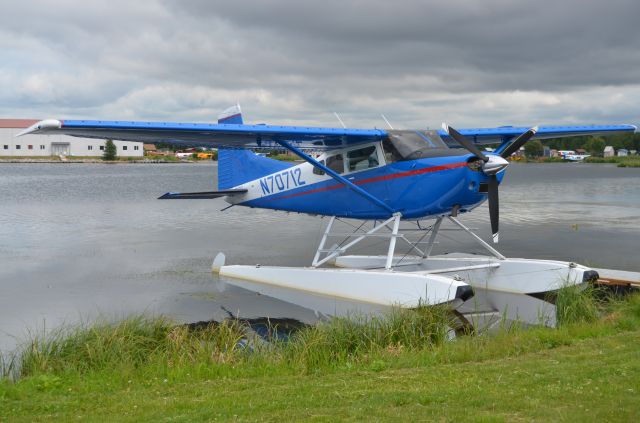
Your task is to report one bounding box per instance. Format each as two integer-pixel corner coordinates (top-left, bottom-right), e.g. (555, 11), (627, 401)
(593, 268), (640, 290)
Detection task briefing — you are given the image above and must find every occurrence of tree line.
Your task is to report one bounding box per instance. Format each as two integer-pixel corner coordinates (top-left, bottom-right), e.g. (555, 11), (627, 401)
(543, 132), (640, 153)
(522, 132), (640, 158)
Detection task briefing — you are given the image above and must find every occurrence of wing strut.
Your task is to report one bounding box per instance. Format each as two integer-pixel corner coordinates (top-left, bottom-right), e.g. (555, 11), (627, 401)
(274, 140), (396, 215)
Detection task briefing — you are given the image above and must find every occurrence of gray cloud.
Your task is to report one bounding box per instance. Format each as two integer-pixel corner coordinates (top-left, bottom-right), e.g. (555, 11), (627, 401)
(1, 0), (638, 128)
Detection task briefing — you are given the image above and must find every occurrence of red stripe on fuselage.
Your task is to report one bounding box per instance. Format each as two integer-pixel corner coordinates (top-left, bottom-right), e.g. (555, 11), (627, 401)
(269, 161), (467, 201)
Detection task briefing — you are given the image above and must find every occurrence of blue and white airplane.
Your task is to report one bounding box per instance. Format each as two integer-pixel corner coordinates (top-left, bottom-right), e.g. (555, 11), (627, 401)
(20, 106), (636, 245)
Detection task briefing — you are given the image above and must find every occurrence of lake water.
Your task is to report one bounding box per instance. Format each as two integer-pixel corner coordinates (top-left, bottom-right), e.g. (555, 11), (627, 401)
(1, 162), (639, 354)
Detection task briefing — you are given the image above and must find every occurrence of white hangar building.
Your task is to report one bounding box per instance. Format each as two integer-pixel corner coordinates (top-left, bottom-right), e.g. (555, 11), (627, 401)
(0, 119), (143, 157)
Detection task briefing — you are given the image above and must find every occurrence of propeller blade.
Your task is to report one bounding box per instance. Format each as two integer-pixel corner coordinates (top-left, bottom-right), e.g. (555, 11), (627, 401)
(488, 175), (499, 243)
(442, 123), (489, 162)
(500, 126), (538, 158)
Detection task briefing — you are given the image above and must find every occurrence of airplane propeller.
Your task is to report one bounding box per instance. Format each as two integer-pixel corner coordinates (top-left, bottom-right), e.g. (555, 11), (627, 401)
(442, 123), (538, 243)
(442, 124), (490, 161)
(499, 126), (538, 159)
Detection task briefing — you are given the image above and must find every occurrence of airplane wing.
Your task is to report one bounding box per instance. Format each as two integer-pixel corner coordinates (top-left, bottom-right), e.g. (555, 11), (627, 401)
(17, 118), (635, 149)
(441, 124), (637, 145)
(17, 119), (386, 150)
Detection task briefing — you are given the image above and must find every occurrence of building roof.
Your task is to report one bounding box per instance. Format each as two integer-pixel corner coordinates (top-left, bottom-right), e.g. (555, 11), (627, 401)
(0, 119), (39, 129)
(143, 144), (157, 150)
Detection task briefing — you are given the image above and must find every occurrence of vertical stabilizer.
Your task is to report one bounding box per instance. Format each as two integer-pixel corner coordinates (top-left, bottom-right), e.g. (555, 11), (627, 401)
(216, 103), (292, 190)
(218, 150), (294, 189)
(218, 104), (243, 124)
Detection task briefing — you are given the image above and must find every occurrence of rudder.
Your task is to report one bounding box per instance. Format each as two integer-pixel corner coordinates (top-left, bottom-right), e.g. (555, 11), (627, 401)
(218, 104), (244, 125)
(218, 150), (294, 189)
(216, 103), (294, 190)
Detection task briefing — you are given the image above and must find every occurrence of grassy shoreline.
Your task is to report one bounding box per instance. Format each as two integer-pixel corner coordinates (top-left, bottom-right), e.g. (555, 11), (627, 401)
(514, 156), (640, 167)
(0, 155), (210, 163)
(6, 330), (634, 422)
(1, 289), (639, 421)
(584, 156), (640, 167)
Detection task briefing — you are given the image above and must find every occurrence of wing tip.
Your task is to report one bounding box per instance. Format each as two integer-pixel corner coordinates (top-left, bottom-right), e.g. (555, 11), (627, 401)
(15, 119), (62, 137)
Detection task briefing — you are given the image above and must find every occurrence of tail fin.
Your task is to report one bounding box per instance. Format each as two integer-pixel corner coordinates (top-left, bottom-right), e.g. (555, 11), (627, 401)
(218, 150), (293, 189)
(216, 103), (292, 189)
(218, 104), (243, 124)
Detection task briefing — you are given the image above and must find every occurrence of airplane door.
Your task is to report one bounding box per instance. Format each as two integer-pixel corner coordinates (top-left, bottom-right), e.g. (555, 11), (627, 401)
(345, 144), (391, 208)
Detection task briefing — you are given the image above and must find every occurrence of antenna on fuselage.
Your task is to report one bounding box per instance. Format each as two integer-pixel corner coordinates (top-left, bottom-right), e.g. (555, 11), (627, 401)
(333, 112), (347, 128)
(381, 114), (394, 130)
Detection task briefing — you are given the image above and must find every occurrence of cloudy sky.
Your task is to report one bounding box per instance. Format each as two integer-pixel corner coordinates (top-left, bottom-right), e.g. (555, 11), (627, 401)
(1, 0), (638, 128)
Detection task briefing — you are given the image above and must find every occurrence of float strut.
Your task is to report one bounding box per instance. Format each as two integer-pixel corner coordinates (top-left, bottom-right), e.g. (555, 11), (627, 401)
(448, 216), (506, 260)
(422, 216), (444, 258)
(312, 214), (401, 268)
(384, 213), (402, 270)
(312, 216), (336, 267)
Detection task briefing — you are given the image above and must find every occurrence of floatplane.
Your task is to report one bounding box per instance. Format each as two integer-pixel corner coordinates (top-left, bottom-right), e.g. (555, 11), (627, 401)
(558, 150), (591, 161)
(20, 105), (636, 328)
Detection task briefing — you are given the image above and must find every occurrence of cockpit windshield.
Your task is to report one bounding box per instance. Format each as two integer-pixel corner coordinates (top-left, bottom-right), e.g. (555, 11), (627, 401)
(382, 130), (452, 163)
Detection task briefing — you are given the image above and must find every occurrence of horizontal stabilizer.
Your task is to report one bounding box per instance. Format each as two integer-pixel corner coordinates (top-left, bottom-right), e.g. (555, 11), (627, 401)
(158, 189), (247, 199)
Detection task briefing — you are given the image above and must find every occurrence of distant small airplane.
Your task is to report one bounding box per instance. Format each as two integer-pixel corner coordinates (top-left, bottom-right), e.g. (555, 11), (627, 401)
(558, 150), (591, 161)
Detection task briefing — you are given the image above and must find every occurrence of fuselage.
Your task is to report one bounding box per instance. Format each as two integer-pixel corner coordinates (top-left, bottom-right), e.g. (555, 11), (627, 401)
(226, 140), (503, 220)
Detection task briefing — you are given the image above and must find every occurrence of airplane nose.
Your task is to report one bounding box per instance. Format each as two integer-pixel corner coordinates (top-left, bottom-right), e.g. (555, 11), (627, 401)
(482, 155), (509, 175)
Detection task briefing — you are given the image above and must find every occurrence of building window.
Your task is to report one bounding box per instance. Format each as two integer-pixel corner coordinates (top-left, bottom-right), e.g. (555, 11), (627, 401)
(100, 146), (104, 151)
(88, 145), (93, 150)
(40, 145), (45, 150)
(3, 145), (7, 150)
(134, 145), (139, 151)
(28, 145), (33, 150)
(16, 145), (21, 150)
(123, 146), (128, 151)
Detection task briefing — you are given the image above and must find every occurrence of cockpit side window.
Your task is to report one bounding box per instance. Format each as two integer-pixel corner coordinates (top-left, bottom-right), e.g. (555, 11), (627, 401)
(382, 138), (403, 164)
(325, 154), (344, 174)
(346, 145), (379, 172)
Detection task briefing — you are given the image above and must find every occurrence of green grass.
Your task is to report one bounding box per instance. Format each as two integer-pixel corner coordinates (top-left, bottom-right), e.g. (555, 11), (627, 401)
(2, 294), (640, 421)
(269, 153), (301, 162)
(555, 284), (602, 326)
(515, 156), (640, 167)
(0, 155), (185, 162)
(0, 155), (65, 160)
(142, 154), (180, 162)
(540, 156), (566, 163)
(4, 307), (453, 380)
(584, 156), (640, 167)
